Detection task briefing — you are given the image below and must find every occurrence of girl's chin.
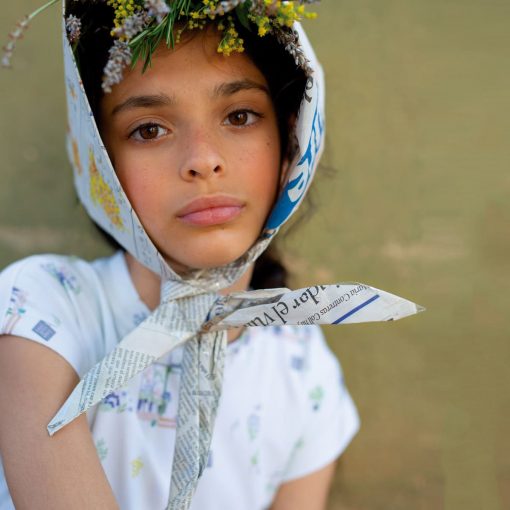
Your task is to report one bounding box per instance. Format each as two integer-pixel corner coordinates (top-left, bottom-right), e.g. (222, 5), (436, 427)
(156, 232), (261, 274)
(163, 249), (251, 275)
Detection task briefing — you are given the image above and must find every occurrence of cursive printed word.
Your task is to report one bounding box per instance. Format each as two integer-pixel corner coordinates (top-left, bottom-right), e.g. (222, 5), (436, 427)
(349, 284), (369, 296)
(297, 313), (320, 326)
(320, 294), (350, 315)
(245, 286), (328, 327)
(290, 285), (328, 309)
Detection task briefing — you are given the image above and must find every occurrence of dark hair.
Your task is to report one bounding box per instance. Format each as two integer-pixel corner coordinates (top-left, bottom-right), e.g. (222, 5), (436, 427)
(67, 2), (307, 288)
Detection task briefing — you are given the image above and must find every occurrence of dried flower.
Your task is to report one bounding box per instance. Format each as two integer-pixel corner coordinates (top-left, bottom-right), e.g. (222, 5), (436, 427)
(108, 0), (141, 31)
(65, 14), (82, 44)
(2, 0), (61, 68)
(102, 40), (132, 93)
(204, 0), (247, 16)
(4, 0), (320, 88)
(217, 15), (244, 55)
(144, 0), (171, 23)
(2, 16), (30, 68)
(274, 26), (313, 76)
(112, 12), (149, 40)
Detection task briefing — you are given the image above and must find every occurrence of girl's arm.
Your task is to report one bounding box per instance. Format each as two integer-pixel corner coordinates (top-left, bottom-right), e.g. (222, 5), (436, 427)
(270, 461), (337, 510)
(0, 335), (119, 510)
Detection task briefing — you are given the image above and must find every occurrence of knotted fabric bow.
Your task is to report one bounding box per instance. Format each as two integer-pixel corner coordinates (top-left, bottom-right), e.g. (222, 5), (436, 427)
(55, 7), (423, 508)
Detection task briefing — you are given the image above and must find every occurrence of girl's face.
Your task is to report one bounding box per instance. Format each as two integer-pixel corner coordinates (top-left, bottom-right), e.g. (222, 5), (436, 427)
(101, 29), (282, 273)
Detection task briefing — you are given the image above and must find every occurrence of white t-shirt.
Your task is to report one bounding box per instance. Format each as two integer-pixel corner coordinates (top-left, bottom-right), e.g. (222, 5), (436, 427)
(0, 252), (359, 510)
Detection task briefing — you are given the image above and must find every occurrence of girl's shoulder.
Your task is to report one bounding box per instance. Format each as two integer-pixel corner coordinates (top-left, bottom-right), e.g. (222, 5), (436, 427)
(0, 252), (118, 318)
(0, 252), (141, 377)
(0, 253), (100, 291)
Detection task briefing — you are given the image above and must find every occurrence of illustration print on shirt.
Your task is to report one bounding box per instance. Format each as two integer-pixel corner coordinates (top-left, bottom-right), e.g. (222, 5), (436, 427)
(32, 319), (57, 341)
(3, 287), (28, 334)
(247, 404), (262, 475)
(99, 359), (182, 429)
(279, 437), (305, 485)
(309, 385), (325, 411)
(100, 390), (131, 413)
(96, 438), (108, 462)
(227, 328), (252, 357)
(272, 325), (313, 373)
(40, 261), (81, 294)
(265, 467), (286, 499)
(133, 311), (148, 327)
(131, 457), (144, 478)
(137, 360), (181, 428)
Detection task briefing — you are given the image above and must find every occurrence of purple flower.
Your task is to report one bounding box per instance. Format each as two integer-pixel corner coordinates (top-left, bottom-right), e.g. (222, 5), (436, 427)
(113, 13), (149, 40)
(144, 0), (170, 23)
(65, 14), (82, 44)
(1, 16), (29, 68)
(102, 40), (132, 93)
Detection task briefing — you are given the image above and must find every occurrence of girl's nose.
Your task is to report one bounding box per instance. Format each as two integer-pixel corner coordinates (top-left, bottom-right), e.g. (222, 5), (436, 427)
(178, 131), (225, 182)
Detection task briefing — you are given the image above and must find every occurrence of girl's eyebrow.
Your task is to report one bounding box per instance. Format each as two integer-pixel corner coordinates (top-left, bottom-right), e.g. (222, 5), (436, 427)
(111, 80), (269, 117)
(111, 94), (174, 116)
(212, 79), (270, 98)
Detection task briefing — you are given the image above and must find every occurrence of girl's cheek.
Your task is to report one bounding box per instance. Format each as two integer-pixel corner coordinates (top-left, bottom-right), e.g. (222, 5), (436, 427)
(120, 151), (175, 196)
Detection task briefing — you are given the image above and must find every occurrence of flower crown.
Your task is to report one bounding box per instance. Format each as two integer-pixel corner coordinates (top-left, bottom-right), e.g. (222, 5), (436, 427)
(3, 0), (319, 93)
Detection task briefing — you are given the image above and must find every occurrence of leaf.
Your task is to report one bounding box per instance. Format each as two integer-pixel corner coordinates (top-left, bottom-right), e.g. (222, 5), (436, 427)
(142, 40), (152, 72)
(165, 15), (175, 47)
(235, 4), (252, 32)
(131, 42), (143, 68)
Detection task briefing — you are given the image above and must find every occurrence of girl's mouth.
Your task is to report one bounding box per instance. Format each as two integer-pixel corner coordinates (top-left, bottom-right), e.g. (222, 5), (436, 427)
(176, 196), (244, 227)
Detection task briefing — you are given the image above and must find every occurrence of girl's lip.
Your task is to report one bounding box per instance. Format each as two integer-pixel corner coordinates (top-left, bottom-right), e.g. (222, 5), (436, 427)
(176, 195), (244, 226)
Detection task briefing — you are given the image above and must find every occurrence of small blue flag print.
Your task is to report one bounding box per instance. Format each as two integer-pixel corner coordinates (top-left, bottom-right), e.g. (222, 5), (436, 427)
(32, 320), (56, 341)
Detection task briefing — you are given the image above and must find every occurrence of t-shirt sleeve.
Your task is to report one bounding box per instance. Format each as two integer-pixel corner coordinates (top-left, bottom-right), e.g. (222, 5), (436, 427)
(0, 255), (103, 378)
(282, 327), (360, 482)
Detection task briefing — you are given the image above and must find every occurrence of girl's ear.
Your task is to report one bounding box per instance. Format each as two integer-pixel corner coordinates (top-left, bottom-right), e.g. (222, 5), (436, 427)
(279, 156), (291, 188)
(279, 112), (298, 188)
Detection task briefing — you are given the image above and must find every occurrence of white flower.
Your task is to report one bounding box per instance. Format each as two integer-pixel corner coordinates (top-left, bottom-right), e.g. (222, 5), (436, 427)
(65, 14), (82, 43)
(102, 40), (132, 93)
(144, 0), (171, 23)
(113, 13), (148, 40)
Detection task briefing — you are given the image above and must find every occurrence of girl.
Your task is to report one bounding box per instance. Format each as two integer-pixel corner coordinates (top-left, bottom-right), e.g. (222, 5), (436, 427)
(0, 2), (420, 509)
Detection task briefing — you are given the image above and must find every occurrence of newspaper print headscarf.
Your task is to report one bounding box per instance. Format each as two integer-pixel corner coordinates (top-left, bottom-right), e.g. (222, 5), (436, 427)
(49, 3), (423, 508)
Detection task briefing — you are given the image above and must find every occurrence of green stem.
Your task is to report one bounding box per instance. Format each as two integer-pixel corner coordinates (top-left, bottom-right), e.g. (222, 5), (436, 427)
(28, 0), (59, 21)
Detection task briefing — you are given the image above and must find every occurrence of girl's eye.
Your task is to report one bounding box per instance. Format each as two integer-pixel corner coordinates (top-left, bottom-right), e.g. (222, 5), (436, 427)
(224, 110), (261, 127)
(130, 123), (168, 141)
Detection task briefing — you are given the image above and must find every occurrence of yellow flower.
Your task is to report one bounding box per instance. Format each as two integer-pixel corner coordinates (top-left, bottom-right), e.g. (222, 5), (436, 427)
(107, 0), (141, 30)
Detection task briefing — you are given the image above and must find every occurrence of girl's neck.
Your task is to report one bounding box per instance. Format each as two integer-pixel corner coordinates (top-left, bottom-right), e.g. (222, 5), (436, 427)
(123, 252), (253, 344)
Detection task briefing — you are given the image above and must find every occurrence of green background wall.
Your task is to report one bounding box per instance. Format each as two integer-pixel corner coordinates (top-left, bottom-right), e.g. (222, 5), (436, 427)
(1, 1), (509, 508)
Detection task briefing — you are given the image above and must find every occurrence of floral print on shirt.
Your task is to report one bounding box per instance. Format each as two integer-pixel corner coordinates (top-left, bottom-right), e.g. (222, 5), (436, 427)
(40, 262), (81, 294)
(4, 287), (28, 334)
(99, 360), (181, 429)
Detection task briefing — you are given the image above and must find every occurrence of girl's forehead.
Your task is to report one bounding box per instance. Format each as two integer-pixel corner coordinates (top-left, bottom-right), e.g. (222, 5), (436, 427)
(104, 30), (269, 104)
